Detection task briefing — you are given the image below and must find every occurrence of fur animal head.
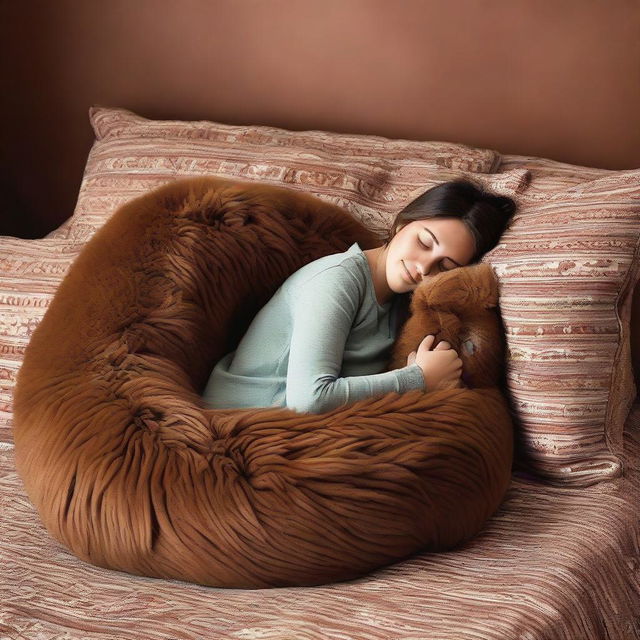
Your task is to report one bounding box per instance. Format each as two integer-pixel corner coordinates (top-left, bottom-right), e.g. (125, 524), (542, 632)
(389, 263), (507, 389)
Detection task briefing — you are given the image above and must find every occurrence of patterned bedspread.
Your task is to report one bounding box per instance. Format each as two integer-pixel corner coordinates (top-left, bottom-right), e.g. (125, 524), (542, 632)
(1, 400), (638, 640)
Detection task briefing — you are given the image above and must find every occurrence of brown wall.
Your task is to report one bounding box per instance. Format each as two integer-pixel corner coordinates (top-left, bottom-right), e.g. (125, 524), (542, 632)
(2, 0), (640, 238)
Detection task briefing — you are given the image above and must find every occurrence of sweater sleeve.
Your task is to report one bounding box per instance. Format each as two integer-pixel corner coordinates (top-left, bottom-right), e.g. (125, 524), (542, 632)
(285, 265), (425, 414)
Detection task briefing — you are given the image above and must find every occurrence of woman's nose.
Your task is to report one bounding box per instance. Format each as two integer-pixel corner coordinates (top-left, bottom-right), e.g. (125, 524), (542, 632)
(417, 262), (436, 277)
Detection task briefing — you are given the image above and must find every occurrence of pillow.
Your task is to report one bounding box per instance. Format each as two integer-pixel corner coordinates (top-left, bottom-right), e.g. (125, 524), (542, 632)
(497, 153), (618, 192)
(0, 236), (84, 443)
(47, 106), (500, 243)
(12, 176), (514, 588)
(481, 165), (640, 486)
(499, 152), (640, 396)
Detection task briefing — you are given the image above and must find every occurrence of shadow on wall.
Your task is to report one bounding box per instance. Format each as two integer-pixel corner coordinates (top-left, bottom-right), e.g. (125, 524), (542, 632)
(0, 180), (40, 239)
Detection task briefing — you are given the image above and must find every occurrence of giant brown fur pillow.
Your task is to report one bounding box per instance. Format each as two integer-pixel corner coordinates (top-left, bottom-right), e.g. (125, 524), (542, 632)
(13, 176), (513, 589)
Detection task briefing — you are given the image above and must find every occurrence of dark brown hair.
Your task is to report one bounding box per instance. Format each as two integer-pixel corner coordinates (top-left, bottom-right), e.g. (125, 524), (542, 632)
(383, 178), (517, 262)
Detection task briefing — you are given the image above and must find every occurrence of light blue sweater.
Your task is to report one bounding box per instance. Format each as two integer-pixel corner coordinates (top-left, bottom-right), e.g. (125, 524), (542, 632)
(201, 241), (425, 413)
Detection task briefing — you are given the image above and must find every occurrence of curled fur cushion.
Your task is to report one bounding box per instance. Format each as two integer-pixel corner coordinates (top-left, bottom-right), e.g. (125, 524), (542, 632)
(13, 176), (513, 589)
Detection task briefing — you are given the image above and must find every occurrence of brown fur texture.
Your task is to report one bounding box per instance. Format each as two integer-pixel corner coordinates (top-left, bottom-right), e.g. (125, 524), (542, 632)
(388, 261), (507, 390)
(13, 176), (513, 588)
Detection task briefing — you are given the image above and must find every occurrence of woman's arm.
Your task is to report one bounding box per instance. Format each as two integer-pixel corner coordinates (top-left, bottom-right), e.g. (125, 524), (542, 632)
(286, 266), (424, 414)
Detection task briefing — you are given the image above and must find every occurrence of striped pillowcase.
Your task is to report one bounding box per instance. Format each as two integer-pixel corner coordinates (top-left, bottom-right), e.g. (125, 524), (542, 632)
(0, 106), (501, 445)
(47, 106), (500, 243)
(482, 164), (640, 486)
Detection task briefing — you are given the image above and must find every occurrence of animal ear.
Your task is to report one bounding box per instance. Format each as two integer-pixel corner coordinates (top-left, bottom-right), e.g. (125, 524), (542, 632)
(414, 268), (470, 312)
(467, 263), (500, 309)
(418, 263), (499, 313)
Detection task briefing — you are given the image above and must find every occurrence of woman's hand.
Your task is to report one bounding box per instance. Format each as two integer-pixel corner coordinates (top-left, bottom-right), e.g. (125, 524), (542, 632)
(407, 334), (464, 390)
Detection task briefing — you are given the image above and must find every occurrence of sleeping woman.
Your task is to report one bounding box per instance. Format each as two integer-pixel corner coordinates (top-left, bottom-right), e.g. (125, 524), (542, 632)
(202, 179), (516, 414)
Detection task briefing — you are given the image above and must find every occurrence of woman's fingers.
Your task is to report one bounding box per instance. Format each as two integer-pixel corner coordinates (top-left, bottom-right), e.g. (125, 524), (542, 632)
(419, 336), (460, 360)
(418, 335), (435, 351)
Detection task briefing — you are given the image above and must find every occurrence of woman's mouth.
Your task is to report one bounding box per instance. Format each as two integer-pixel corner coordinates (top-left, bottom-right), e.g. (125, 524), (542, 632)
(402, 261), (417, 284)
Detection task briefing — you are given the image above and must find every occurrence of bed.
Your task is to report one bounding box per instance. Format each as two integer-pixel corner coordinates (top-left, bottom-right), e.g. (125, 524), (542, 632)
(0, 104), (638, 639)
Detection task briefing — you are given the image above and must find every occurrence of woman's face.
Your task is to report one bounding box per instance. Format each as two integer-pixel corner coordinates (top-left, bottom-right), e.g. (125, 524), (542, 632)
(385, 218), (476, 293)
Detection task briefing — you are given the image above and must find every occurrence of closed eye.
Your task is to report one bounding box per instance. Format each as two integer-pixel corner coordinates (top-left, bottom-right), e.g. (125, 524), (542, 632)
(418, 238), (452, 272)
